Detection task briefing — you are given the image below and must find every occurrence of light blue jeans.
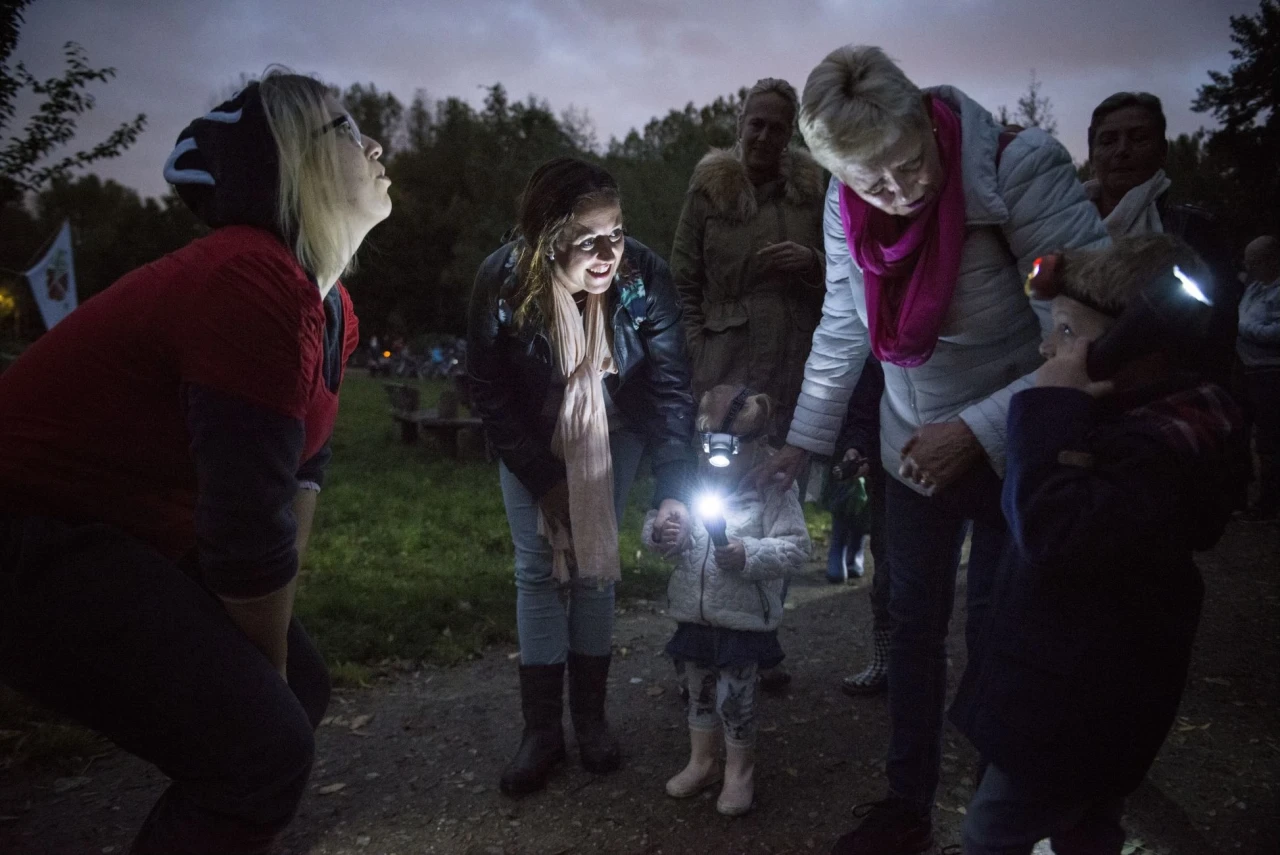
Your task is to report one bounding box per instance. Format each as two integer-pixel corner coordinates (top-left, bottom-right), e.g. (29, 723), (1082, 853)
(499, 429), (645, 666)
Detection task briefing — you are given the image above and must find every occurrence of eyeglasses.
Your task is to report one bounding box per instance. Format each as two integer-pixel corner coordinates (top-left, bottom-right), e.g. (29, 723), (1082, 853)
(315, 114), (363, 148)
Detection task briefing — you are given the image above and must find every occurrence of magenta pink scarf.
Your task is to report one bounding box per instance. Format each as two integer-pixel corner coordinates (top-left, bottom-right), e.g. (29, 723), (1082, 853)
(839, 97), (965, 367)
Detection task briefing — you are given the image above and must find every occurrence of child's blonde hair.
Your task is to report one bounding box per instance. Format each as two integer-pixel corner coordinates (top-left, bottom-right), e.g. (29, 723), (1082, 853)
(696, 385), (774, 437)
(1056, 234), (1211, 317)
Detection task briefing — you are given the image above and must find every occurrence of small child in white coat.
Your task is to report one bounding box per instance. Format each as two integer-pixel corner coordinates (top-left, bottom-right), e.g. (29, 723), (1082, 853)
(644, 384), (811, 816)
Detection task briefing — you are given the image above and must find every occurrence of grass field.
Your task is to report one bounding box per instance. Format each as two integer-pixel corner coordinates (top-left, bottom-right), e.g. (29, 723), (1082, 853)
(296, 371), (676, 680)
(1, 369), (830, 768)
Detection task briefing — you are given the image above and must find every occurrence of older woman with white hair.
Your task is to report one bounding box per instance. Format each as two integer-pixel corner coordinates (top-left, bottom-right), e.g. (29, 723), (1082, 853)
(752, 46), (1107, 854)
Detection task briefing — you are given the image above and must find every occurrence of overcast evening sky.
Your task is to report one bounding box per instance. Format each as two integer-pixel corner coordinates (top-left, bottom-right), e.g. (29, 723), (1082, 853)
(11, 0), (1259, 201)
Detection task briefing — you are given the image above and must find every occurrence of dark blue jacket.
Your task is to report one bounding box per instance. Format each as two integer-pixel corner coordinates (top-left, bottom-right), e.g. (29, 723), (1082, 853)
(835, 354), (884, 461)
(949, 379), (1239, 799)
(467, 238), (696, 506)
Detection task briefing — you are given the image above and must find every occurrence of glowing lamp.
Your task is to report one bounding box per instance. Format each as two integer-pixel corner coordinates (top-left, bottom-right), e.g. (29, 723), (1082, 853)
(1086, 264), (1216, 381)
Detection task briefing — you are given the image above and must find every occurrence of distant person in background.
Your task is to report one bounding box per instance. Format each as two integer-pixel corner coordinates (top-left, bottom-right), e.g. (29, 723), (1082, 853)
(824, 354), (893, 698)
(1085, 92), (1239, 384)
(0, 70), (388, 854)
(1236, 235), (1280, 520)
(670, 76), (826, 696)
(670, 76), (826, 440)
(468, 157), (696, 797)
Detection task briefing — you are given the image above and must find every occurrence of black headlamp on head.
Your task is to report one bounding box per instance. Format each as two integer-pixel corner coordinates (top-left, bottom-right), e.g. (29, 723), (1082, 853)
(700, 387), (751, 468)
(1027, 256), (1215, 381)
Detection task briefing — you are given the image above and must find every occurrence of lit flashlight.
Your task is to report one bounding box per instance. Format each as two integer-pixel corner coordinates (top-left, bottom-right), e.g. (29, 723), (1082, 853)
(695, 492), (728, 547)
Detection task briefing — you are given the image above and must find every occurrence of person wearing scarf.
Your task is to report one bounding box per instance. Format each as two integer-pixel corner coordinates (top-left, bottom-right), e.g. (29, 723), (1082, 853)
(750, 46), (1108, 855)
(0, 71), (389, 854)
(467, 158), (696, 797)
(1085, 92), (1242, 393)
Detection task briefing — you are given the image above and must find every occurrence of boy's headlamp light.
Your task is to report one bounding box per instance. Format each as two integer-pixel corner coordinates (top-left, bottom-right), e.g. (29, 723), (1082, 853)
(1086, 263), (1217, 380)
(1173, 265), (1211, 305)
(701, 432), (739, 468)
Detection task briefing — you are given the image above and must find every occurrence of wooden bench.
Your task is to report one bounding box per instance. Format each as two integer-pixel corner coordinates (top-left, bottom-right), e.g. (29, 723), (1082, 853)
(383, 381), (484, 457)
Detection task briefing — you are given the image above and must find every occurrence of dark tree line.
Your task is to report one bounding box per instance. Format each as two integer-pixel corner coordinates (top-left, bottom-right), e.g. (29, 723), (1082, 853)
(3, 0), (1276, 344)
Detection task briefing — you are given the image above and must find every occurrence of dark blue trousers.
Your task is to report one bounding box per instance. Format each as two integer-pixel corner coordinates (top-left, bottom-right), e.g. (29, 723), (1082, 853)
(0, 514), (329, 855)
(883, 465), (1006, 814)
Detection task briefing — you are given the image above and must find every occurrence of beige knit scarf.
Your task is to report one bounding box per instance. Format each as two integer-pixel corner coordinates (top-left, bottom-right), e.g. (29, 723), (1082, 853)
(542, 281), (620, 583)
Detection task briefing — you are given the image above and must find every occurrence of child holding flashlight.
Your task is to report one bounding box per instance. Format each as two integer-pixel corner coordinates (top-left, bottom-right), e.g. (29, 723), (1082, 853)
(644, 384), (811, 816)
(949, 234), (1241, 853)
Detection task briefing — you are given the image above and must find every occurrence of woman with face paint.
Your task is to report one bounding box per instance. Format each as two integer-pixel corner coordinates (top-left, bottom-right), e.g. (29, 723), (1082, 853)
(0, 69), (390, 854)
(466, 157), (696, 797)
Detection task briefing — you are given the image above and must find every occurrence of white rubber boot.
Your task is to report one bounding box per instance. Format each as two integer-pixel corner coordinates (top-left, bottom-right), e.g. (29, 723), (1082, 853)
(716, 737), (754, 816)
(665, 727), (721, 798)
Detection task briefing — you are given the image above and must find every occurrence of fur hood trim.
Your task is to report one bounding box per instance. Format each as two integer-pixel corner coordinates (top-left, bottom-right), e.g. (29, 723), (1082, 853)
(688, 146), (825, 223)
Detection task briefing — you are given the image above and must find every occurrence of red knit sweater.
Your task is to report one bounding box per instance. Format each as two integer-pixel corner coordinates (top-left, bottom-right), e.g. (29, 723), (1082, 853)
(0, 226), (358, 560)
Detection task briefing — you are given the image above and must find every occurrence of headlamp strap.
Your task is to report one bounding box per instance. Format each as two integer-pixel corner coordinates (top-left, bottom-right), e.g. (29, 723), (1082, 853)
(720, 388), (751, 434)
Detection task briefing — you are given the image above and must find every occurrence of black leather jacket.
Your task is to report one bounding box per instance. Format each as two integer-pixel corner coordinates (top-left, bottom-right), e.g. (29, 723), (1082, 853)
(467, 238), (696, 506)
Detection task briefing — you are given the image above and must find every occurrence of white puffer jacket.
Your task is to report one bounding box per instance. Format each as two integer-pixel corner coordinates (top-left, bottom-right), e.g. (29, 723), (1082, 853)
(643, 484), (810, 632)
(786, 86), (1109, 483)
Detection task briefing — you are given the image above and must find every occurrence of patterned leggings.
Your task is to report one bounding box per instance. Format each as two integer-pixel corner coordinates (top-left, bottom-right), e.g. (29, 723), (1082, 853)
(683, 661), (758, 746)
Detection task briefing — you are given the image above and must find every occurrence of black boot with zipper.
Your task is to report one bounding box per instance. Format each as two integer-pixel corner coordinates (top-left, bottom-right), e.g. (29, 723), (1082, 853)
(567, 651), (621, 774)
(500, 662), (566, 796)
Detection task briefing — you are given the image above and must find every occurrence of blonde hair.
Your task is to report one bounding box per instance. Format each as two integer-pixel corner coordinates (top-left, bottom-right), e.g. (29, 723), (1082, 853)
(799, 45), (930, 171)
(696, 385), (774, 438)
(258, 68), (356, 286)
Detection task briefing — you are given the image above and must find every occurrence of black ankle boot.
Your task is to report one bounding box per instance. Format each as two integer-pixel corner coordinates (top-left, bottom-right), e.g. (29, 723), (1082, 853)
(499, 662), (566, 796)
(567, 651), (621, 774)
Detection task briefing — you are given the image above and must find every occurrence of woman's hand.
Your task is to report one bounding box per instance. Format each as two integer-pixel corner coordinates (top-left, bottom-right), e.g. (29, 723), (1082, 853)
(653, 499), (691, 557)
(755, 241), (818, 276)
(538, 480), (572, 532)
(714, 537), (746, 573)
(749, 444), (809, 492)
(899, 420), (983, 494)
(1035, 335), (1114, 397)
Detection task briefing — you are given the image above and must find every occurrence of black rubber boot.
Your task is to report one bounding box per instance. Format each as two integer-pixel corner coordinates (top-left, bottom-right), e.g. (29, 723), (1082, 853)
(499, 662), (566, 796)
(567, 651), (621, 774)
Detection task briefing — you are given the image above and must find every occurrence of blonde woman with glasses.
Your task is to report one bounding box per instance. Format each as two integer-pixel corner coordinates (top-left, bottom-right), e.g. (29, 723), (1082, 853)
(0, 69), (389, 854)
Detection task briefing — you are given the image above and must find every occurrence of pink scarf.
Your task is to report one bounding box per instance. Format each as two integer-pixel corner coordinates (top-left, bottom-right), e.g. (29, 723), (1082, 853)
(839, 97), (965, 367)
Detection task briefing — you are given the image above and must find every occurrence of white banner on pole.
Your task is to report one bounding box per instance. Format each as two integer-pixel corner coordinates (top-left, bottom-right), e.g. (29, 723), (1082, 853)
(25, 221), (78, 331)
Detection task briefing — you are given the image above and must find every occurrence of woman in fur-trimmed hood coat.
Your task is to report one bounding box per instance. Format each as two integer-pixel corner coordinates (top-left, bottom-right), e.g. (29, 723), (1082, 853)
(670, 142), (826, 440)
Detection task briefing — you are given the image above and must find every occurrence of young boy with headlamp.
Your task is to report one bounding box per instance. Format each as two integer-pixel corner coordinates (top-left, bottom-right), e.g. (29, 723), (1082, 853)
(949, 234), (1241, 853)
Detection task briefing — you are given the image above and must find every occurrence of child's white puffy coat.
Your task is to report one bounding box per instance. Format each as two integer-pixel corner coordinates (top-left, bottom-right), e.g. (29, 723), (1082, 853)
(643, 484), (810, 632)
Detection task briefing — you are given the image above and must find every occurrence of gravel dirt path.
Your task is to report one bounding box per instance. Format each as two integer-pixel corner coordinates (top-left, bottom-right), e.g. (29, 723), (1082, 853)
(2, 521), (1276, 855)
